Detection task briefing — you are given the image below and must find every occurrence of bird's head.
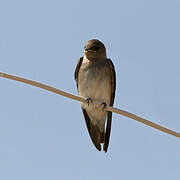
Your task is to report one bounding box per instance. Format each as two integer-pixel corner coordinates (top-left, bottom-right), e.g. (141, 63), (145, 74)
(84, 39), (106, 60)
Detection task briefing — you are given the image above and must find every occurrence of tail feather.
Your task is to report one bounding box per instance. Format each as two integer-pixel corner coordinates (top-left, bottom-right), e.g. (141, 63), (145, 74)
(103, 111), (112, 152)
(90, 124), (101, 151)
(82, 108), (101, 151)
(100, 131), (105, 143)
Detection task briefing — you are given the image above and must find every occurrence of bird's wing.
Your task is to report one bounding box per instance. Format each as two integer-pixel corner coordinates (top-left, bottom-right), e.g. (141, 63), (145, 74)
(74, 57), (83, 89)
(103, 58), (116, 152)
(81, 108), (101, 151)
(74, 57), (101, 151)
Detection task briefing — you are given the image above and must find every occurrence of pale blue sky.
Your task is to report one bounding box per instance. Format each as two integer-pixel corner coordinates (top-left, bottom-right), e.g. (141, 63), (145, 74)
(0, 0), (180, 179)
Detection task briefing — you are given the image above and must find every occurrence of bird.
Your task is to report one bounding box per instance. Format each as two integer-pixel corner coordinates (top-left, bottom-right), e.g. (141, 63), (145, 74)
(74, 39), (116, 152)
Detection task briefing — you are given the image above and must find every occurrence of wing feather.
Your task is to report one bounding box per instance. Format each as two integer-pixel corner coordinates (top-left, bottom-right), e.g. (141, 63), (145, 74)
(74, 57), (101, 151)
(103, 58), (116, 152)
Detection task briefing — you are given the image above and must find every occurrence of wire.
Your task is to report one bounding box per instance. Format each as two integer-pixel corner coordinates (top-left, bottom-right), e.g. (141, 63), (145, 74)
(0, 72), (180, 139)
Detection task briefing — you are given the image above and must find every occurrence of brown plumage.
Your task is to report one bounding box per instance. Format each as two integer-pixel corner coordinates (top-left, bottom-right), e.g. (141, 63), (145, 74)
(74, 39), (116, 152)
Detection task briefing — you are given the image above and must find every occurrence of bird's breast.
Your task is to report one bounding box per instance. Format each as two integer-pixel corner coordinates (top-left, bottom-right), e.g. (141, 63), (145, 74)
(78, 59), (111, 105)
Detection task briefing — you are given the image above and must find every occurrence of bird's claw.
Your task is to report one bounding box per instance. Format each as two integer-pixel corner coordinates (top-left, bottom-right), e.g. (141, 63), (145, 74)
(100, 102), (107, 112)
(86, 97), (93, 106)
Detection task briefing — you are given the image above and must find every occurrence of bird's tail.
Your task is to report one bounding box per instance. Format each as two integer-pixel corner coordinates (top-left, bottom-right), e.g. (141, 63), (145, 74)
(89, 123), (102, 151)
(81, 108), (104, 151)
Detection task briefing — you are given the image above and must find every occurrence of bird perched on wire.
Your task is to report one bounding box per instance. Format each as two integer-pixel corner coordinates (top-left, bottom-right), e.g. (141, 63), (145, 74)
(74, 39), (116, 152)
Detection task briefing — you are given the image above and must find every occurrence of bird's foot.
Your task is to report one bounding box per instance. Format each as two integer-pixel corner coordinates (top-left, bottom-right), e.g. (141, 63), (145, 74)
(86, 97), (93, 106)
(100, 102), (107, 112)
